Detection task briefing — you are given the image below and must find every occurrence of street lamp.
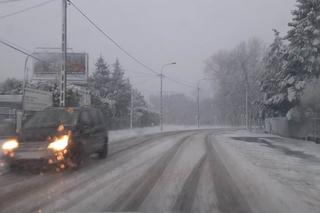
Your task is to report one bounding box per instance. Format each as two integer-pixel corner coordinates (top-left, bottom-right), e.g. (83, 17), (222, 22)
(130, 87), (134, 129)
(197, 78), (213, 128)
(160, 62), (176, 132)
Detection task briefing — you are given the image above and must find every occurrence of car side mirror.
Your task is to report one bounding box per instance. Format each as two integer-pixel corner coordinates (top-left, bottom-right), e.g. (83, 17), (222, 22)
(82, 123), (90, 130)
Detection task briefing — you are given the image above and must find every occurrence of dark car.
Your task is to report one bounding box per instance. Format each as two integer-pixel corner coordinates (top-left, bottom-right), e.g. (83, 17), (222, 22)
(1, 107), (108, 170)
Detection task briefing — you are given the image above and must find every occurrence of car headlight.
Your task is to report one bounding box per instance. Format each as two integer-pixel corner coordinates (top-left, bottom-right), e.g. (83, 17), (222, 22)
(48, 135), (69, 151)
(2, 139), (19, 151)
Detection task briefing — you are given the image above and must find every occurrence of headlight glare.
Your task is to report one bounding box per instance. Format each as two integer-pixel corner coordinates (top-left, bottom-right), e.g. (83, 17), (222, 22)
(2, 139), (19, 151)
(48, 135), (69, 151)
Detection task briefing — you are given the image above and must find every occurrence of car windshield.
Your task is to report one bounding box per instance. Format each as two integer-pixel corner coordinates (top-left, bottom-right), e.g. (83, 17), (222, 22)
(23, 108), (78, 129)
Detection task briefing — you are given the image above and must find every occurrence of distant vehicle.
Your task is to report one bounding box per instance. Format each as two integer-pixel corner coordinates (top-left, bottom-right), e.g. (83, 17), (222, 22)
(1, 107), (108, 170)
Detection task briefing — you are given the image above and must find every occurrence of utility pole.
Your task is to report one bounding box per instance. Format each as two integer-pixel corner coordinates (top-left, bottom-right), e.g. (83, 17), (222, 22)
(197, 86), (200, 128)
(245, 86), (249, 130)
(160, 73), (163, 131)
(60, 0), (68, 107)
(130, 88), (134, 129)
(21, 55), (30, 128)
(22, 56), (30, 114)
(241, 61), (250, 131)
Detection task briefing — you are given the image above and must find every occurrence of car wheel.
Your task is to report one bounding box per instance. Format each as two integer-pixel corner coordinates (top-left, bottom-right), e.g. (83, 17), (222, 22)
(98, 139), (108, 159)
(9, 163), (19, 171)
(68, 144), (84, 170)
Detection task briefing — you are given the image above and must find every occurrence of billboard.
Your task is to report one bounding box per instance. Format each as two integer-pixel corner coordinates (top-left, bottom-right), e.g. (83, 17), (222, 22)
(32, 52), (88, 84)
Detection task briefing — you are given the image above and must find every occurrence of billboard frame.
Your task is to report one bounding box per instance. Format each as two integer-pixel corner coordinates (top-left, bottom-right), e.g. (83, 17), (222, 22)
(31, 51), (89, 85)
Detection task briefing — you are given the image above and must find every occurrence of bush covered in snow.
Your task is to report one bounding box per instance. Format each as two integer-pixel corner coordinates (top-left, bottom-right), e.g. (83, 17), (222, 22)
(300, 78), (320, 116)
(286, 106), (303, 122)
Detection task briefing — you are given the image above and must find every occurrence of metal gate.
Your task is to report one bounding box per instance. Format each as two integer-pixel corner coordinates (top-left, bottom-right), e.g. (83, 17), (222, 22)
(308, 118), (320, 143)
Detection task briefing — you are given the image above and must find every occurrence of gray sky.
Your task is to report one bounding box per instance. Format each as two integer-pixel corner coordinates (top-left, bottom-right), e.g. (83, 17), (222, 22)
(0, 0), (296, 100)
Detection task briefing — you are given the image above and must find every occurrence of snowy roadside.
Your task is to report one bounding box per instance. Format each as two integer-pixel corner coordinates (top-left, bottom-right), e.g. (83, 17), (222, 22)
(214, 130), (320, 213)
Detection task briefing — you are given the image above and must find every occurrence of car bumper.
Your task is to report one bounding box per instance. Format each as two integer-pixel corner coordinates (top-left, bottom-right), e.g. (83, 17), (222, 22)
(4, 150), (67, 165)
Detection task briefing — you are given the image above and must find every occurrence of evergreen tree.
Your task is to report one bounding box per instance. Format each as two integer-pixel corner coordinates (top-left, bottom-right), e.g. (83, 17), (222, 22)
(89, 56), (159, 129)
(110, 59), (131, 126)
(91, 56), (111, 98)
(90, 56), (113, 125)
(112, 59), (125, 85)
(286, 0), (320, 76)
(282, 0), (320, 102)
(260, 30), (292, 116)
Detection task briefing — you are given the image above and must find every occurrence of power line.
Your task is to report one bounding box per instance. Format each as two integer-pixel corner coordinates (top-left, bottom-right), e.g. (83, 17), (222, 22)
(0, 0), (57, 20)
(68, 0), (159, 76)
(0, 0), (31, 4)
(69, 0), (196, 89)
(0, 0), (193, 90)
(1, 37), (30, 53)
(0, 39), (48, 64)
(164, 75), (196, 88)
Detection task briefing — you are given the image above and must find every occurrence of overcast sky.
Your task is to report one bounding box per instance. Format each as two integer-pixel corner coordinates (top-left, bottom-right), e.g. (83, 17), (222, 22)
(0, 0), (296, 100)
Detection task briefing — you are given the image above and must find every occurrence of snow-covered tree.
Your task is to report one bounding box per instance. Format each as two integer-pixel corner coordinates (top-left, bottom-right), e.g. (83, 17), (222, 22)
(300, 78), (320, 115)
(89, 56), (113, 124)
(90, 56), (111, 99)
(282, 0), (320, 102)
(260, 30), (293, 116)
(111, 59), (125, 85)
(109, 59), (131, 127)
(286, 0), (320, 76)
(90, 57), (152, 129)
(259, 0), (320, 117)
(205, 38), (265, 125)
(0, 78), (23, 95)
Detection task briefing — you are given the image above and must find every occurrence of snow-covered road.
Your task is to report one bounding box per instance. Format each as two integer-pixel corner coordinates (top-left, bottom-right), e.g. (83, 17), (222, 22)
(0, 129), (320, 213)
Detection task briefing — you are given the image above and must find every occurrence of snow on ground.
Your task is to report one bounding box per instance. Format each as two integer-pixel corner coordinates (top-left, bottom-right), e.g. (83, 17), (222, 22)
(191, 156), (219, 213)
(215, 130), (320, 213)
(42, 134), (187, 212)
(0, 125), (217, 175)
(108, 125), (217, 142)
(140, 133), (206, 212)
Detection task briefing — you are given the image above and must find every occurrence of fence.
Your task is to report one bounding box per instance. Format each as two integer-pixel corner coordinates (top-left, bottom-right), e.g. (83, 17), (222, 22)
(307, 118), (320, 142)
(265, 117), (320, 142)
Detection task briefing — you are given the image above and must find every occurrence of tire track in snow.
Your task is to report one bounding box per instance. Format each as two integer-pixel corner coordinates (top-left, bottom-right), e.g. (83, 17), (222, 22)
(108, 131), (187, 157)
(205, 134), (252, 213)
(106, 133), (197, 212)
(21, 131), (193, 213)
(0, 131), (188, 212)
(172, 154), (206, 213)
(0, 134), (161, 196)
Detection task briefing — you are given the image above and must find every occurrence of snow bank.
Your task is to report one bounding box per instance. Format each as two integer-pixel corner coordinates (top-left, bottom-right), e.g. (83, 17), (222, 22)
(213, 131), (320, 213)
